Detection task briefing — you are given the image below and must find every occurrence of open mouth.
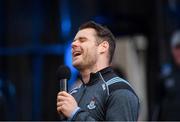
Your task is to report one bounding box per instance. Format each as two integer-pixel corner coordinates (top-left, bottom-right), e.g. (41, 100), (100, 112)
(73, 51), (82, 57)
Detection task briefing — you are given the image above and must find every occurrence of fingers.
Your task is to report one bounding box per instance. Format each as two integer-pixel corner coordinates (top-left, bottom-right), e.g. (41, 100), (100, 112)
(58, 91), (71, 97)
(57, 94), (67, 102)
(57, 100), (69, 113)
(57, 105), (64, 114)
(56, 91), (70, 112)
(56, 91), (78, 117)
(56, 99), (65, 113)
(57, 91), (73, 102)
(57, 101), (63, 107)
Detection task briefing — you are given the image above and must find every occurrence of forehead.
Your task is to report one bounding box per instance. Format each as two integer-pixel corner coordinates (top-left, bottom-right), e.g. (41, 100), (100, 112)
(74, 28), (97, 39)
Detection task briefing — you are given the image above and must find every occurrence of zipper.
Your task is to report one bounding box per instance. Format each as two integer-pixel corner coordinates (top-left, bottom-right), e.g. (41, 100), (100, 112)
(77, 85), (87, 105)
(98, 72), (109, 96)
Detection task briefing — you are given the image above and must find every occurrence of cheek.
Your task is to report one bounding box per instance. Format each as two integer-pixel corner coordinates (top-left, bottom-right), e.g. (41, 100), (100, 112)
(84, 47), (97, 59)
(82, 42), (98, 57)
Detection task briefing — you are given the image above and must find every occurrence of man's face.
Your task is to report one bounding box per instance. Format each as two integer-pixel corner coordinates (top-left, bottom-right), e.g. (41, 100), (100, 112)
(172, 44), (180, 66)
(71, 28), (99, 70)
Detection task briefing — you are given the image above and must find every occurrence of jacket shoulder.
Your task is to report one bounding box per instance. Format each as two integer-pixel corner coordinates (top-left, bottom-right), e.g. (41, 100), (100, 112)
(105, 77), (136, 96)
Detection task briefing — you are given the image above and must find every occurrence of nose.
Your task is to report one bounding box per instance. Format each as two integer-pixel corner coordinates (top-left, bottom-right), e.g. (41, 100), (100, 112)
(71, 40), (79, 49)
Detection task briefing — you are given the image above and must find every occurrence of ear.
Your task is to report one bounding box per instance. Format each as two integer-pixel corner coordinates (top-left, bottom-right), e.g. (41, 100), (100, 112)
(98, 41), (109, 54)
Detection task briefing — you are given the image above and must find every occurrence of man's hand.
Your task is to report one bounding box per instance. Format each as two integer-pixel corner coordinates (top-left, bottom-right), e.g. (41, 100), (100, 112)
(57, 91), (78, 118)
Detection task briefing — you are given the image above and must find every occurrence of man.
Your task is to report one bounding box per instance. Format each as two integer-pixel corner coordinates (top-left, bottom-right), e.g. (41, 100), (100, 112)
(171, 30), (180, 67)
(57, 21), (139, 121)
(159, 30), (180, 120)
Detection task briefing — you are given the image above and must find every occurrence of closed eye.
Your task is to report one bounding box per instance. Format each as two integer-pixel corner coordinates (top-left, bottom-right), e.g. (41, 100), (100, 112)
(73, 37), (88, 44)
(79, 37), (87, 43)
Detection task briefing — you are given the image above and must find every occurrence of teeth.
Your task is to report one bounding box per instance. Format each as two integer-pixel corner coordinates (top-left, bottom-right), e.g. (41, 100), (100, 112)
(74, 52), (81, 56)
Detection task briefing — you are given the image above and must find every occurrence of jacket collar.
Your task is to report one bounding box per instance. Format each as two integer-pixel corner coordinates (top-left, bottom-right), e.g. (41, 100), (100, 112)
(81, 66), (113, 86)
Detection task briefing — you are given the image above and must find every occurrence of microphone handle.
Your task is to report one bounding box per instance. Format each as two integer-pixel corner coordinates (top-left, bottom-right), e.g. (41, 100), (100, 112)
(59, 79), (68, 120)
(60, 79), (67, 92)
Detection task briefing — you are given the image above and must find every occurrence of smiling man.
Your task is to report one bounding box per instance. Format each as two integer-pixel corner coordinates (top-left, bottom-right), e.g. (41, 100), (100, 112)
(57, 21), (139, 121)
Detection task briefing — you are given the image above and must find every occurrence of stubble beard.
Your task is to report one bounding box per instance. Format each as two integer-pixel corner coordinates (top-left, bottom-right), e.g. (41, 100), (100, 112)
(73, 52), (97, 71)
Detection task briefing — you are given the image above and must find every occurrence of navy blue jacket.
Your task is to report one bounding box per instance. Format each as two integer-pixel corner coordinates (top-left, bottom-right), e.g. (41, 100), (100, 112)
(69, 67), (139, 121)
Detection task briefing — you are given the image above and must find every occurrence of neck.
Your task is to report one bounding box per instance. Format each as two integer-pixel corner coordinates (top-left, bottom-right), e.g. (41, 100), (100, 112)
(79, 62), (109, 84)
(80, 69), (91, 84)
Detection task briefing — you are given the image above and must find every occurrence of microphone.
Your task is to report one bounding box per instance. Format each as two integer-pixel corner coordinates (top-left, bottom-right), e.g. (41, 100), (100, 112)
(56, 65), (71, 120)
(56, 65), (71, 92)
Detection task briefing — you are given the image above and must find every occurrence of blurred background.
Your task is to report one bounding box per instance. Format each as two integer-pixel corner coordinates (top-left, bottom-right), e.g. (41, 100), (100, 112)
(1, 0), (180, 121)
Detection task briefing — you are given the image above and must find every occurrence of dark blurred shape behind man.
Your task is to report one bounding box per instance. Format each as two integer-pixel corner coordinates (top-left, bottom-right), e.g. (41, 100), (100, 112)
(159, 30), (180, 120)
(56, 21), (139, 121)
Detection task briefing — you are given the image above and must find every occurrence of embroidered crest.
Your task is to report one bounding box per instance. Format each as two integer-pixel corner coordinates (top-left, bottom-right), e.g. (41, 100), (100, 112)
(87, 98), (96, 109)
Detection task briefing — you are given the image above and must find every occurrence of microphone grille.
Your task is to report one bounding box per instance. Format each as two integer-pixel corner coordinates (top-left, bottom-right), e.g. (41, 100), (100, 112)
(56, 65), (71, 80)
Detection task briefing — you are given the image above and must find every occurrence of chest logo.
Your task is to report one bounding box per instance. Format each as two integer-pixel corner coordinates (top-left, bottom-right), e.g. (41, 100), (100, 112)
(87, 99), (96, 110)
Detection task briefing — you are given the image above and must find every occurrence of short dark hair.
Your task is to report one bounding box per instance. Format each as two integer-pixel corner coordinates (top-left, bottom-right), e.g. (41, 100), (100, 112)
(79, 21), (116, 63)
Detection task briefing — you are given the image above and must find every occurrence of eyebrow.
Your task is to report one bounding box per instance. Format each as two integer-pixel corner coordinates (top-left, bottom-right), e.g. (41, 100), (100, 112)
(73, 37), (87, 42)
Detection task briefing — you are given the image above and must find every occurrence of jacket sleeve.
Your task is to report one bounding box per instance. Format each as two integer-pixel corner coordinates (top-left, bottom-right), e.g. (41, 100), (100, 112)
(69, 87), (97, 121)
(105, 89), (139, 121)
(70, 108), (96, 121)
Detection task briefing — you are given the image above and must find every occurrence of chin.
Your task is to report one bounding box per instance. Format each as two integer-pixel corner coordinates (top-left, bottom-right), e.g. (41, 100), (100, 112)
(73, 62), (82, 68)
